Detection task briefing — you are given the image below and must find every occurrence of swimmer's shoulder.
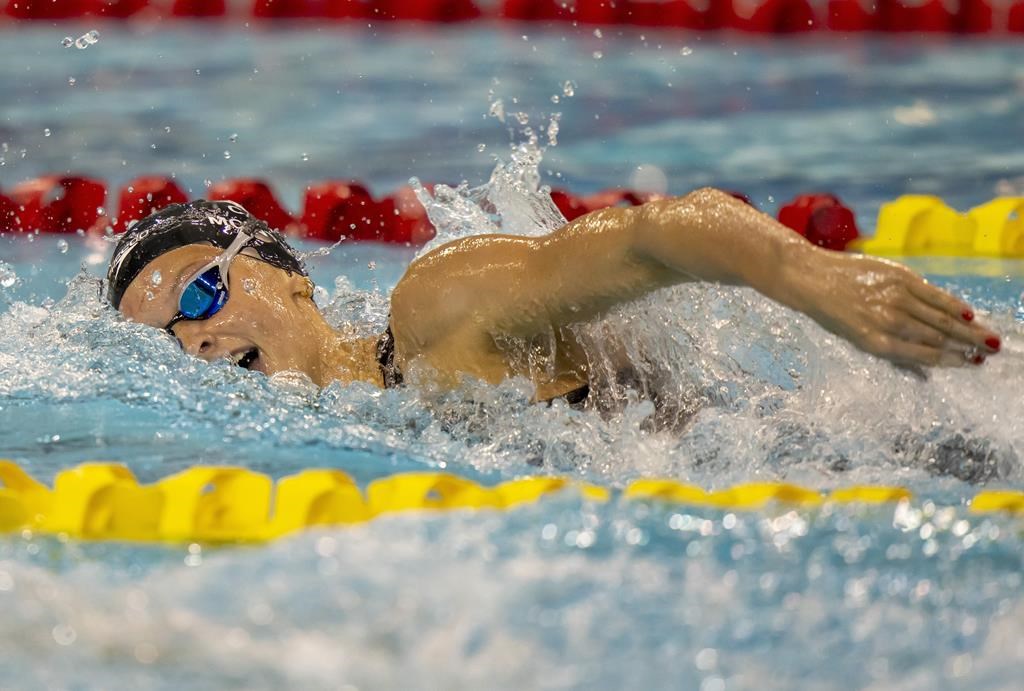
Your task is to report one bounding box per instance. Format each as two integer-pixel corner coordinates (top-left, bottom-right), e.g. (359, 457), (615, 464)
(390, 234), (535, 345)
(388, 234), (537, 382)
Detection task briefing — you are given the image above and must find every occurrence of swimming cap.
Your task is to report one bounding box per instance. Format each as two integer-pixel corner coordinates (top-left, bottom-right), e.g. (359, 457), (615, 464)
(106, 199), (307, 309)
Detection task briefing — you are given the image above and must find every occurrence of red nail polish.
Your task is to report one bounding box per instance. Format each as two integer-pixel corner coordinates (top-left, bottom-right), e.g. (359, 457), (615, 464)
(961, 309), (974, 322)
(985, 337), (1001, 351)
(972, 355), (985, 365)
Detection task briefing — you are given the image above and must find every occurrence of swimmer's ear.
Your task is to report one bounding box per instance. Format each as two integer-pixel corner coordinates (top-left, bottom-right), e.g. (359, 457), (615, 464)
(286, 273), (315, 303)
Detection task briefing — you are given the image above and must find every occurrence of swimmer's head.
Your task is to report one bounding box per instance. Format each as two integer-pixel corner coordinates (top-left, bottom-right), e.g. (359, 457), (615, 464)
(106, 199), (306, 309)
(107, 200), (331, 381)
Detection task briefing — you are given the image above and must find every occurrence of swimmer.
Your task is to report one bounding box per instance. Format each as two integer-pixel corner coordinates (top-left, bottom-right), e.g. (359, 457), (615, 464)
(107, 191), (1002, 402)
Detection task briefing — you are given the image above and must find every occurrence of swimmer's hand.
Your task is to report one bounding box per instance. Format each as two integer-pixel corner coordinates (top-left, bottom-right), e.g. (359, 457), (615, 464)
(785, 249), (1001, 368)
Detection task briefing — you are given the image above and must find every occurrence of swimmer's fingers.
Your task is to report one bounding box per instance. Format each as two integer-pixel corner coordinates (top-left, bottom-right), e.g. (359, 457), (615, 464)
(889, 317), (950, 350)
(900, 295), (999, 353)
(905, 277), (972, 319)
(865, 334), (972, 368)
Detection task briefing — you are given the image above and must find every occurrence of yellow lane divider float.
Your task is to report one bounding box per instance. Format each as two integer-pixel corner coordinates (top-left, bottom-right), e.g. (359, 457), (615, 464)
(855, 195), (1024, 257)
(0, 460), (1021, 544)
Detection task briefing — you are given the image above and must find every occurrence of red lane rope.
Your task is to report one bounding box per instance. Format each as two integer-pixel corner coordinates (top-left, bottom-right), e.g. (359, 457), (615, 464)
(0, 173), (860, 250)
(3, 0), (1023, 33)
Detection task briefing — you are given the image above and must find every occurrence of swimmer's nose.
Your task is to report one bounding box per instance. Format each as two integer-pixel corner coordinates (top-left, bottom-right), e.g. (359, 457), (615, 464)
(174, 326), (217, 359)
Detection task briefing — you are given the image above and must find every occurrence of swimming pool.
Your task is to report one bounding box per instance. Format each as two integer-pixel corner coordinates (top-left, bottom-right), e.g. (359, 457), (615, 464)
(2, 23), (1024, 690)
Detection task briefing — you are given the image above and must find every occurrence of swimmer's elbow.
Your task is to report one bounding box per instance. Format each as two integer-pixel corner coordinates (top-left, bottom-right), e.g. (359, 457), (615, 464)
(632, 187), (730, 262)
(681, 186), (732, 207)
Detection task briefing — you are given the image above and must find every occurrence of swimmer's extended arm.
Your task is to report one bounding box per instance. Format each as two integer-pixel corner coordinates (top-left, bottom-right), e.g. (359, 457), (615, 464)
(394, 187), (1000, 369)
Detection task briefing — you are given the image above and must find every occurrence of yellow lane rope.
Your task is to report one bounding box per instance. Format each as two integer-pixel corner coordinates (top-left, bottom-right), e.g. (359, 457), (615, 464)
(855, 195), (1024, 257)
(1, 461), (1021, 544)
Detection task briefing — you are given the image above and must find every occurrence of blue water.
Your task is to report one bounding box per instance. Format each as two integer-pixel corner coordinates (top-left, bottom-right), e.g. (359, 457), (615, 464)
(2, 24), (1024, 690)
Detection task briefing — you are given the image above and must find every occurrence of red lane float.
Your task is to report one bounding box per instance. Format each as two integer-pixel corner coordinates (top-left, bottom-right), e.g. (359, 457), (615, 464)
(0, 192), (17, 229)
(956, 0), (993, 33)
(7, 176), (106, 234)
(827, 0), (877, 31)
(1, 173), (865, 253)
(115, 176), (189, 231)
(2, 0), (1023, 31)
(252, 0), (366, 19)
(171, 0), (226, 16)
(389, 184), (435, 244)
(500, 0), (575, 21)
(94, 0), (152, 18)
(550, 189), (591, 221)
(6, 0), (98, 18)
(207, 179), (296, 233)
(777, 193), (860, 251)
(301, 180), (374, 240)
(1010, 1), (1024, 32)
(550, 188), (666, 222)
(576, 0), (620, 24)
(726, 0), (818, 32)
(878, 0), (953, 32)
(375, 0), (481, 22)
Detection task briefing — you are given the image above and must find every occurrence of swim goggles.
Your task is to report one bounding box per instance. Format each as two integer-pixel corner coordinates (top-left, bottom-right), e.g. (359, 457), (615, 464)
(164, 227), (257, 334)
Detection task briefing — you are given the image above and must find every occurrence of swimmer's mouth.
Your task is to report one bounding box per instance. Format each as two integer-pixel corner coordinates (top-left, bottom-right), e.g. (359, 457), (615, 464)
(233, 348), (260, 371)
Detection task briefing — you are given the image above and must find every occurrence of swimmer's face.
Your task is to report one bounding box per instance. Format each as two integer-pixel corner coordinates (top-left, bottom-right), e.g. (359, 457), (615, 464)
(118, 244), (322, 380)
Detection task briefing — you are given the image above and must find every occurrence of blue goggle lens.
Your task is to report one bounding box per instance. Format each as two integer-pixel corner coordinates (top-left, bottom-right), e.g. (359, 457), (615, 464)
(179, 267), (227, 319)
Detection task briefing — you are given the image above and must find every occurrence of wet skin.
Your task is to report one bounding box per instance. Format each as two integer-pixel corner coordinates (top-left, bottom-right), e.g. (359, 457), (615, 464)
(118, 245), (382, 387)
(119, 188), (1002, 394)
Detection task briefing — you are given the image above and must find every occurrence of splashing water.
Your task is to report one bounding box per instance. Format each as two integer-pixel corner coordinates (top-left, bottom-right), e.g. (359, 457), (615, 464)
(407, 136), (1023, 487)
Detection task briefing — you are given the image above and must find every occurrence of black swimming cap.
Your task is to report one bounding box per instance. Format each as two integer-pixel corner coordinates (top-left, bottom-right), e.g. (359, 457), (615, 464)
(106, 199), (307, 309)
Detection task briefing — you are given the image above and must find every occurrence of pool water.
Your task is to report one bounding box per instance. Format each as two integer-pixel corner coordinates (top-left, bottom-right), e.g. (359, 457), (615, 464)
(1, 24), (1024, 690)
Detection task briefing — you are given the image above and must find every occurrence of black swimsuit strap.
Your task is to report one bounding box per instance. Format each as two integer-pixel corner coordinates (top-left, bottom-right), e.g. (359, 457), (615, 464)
(376, 323), (404, 388)
(559, 383), (589, 408)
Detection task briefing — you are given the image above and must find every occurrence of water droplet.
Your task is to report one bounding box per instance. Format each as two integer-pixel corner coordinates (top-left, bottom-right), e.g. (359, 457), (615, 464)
(629, 164), (668, 195)
(43, 128), (51, 137)
(488, 99), (505, 123)
(223, 151), (231, 160)
(144, 290), (155, 301)
(550, 94), (560, 104)
(592, 51), (603, 60)
(242, 278), (255, 293)
(150, 143), (157, 149)
(514, 112), (529, 126)
(229, 133), (238, 143)
(61, 37), (73, 48)
(195, 69), (201, 75)
(151, 270), (162, 286)
(164, 126), (171, 133)
(547, 118), (560, 147)
(680, 46), (693, 56)
(74, 36), (90, 50)
(0, 264), (17, 289)
(67, 77), (76, 86)
(562, 81), (575, 97)
(85, 30), (100, 44)
(367, 261), (377, 270)
(52, 624), (77, 647)
(57, 239), (68, 253)
(593, 28), (603, 38)
(477, 143), (486, 152)
(301, 152), (309, 162)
